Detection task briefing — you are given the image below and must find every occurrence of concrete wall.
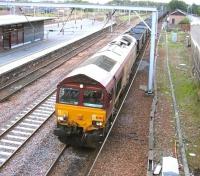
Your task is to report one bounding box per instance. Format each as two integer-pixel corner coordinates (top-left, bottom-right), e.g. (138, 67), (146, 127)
(191, 24), (200, 47)
(191, 24), (200, 81)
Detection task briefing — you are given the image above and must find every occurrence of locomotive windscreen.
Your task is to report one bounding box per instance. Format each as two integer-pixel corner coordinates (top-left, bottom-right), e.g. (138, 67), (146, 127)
(59, 88), (79, 105)
(83, 89), (103, 108)
(58, 87), (104, 108)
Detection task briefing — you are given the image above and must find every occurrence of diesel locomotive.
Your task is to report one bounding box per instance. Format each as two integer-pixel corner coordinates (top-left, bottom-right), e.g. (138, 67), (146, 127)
(54, 14), (166, 147)
(54, 33), (137, 147)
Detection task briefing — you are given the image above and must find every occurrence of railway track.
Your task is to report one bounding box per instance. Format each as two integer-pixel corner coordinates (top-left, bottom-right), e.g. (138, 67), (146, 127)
(41, 35), (149, 176)
(44, 145), (68, 176)
(42, 23), (148, 176)
(0, 32), (107, 102)
(0, 22), (136, 173)
(0, 90), (56, 168)
(87, 39), (150, 176)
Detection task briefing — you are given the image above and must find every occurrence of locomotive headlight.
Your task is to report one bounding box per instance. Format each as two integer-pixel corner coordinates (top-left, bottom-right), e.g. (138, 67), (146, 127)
(58, 115), (67, 122)
(80, 84), (84, 88)
(96, 121), (103, 126)
(58, 116), (64, 121)
(92, 121), (103, 127)
(92, 114), (104, 127)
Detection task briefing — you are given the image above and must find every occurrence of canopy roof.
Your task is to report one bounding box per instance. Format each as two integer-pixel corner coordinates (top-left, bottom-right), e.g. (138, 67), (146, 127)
(0, 15), (53, 27)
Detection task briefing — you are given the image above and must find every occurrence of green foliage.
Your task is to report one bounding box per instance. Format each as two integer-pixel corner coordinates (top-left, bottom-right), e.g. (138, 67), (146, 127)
(179, 17), (190, 24)
(190, 3), (200, 16)
(108, 0), (167, 10)
(168, 0), (200, 16)
(168, 0), (187, 12)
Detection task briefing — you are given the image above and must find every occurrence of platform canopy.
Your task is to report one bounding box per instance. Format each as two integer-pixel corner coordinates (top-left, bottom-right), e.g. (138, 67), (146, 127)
(0, 15), (53, 27)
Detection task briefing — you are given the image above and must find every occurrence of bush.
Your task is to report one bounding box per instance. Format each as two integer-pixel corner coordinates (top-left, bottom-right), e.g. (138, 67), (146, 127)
(179, 17), (190, 24)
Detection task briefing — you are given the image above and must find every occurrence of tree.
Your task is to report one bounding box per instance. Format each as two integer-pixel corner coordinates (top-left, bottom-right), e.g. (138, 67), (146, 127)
(108, 0), (167, 10)
(179, 17), (190, 24)
(190, 3), (200, 16)
(168, 0), (187, 12)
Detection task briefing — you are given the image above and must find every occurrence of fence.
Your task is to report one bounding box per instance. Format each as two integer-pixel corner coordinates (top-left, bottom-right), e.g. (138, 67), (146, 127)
(190, 21), (200, 81)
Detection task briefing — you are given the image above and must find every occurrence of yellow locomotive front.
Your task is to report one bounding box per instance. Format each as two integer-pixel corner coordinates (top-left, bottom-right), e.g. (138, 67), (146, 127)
(54, 76), (110, 148)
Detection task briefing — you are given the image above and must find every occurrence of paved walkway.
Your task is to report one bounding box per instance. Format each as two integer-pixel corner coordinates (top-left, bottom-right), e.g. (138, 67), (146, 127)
(0, 19), (105, 67)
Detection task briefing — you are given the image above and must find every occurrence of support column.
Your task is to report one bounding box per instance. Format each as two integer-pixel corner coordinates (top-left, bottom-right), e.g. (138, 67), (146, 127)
(13, 6), (15, 15)
(147, 11), (157, 94)
(110, 10), (113, 32)
(128, 10), (131, 24)
(34, 7), (36, 16)
(81, 8), (83, 30)
(110, 16), (113, 32)
(75, 8), (76, 24)
(156, 11), (158, 39)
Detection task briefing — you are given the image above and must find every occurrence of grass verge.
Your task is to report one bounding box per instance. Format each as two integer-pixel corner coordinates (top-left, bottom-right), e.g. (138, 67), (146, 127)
(167, 31), (200, 174)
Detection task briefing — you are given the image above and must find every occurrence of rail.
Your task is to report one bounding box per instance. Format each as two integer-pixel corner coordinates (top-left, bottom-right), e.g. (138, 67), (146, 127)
(0, 90), (56, 168)
(44, 145), (69, 176)
(87, 36), (150, 176)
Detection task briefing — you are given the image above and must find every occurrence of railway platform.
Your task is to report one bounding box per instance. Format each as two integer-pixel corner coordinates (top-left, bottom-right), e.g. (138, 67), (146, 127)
(0, 19), (111, 76)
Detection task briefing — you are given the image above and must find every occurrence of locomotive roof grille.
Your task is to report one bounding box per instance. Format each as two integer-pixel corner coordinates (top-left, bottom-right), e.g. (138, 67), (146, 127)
(82, 55), (116, 72)
(94, 56), (116, 71)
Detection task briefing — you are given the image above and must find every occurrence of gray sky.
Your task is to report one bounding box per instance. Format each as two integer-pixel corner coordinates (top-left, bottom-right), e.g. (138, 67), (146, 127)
(87, 0), (200, 5)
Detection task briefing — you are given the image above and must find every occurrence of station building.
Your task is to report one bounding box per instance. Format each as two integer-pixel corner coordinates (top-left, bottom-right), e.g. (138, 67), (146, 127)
(0, 15), (53, 51)
(168, 9), (186, 25)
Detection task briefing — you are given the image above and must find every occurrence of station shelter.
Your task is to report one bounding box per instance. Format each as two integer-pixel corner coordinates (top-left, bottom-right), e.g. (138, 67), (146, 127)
(0, 15), (53, 51)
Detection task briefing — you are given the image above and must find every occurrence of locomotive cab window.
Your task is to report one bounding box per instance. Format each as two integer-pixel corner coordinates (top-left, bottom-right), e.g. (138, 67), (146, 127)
(83, 90), (103, 108)
(59, 88), (79, 105)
